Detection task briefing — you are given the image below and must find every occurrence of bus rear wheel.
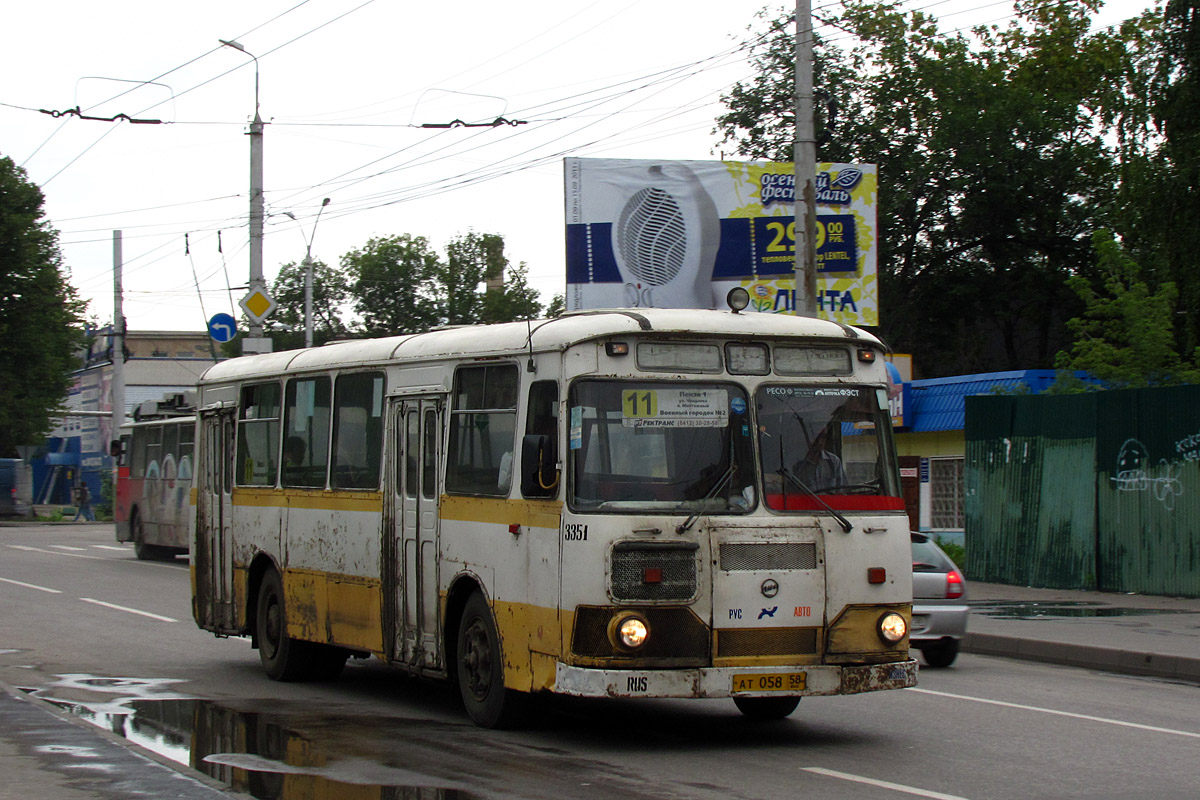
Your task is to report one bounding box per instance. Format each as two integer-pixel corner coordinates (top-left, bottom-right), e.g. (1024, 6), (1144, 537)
(733, 696), (801, 720)
(132, 513), (168, 561)
(256, 568), (315, 681)
(456, 592), (528, 728)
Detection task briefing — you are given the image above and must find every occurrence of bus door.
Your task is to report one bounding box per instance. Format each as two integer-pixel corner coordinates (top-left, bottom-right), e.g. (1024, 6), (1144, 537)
(387, 396), (443, 669)
(196, 408), (236, 632)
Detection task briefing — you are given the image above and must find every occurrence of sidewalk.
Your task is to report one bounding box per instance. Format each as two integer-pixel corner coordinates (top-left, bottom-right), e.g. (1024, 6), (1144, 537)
(963, 581), (1200, 683)
(1, 582), (1197, 800)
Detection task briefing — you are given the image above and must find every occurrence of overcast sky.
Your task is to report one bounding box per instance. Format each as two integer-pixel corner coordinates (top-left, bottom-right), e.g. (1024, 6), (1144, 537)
(2, 0), (1156, 336)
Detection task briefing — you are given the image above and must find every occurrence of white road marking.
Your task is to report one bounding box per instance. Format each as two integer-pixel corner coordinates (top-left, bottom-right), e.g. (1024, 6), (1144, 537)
(79, 598), (177, 623)
(803, 767), (969, 799)
(909, 687), (1200, 739)
(50, 545), (88, 551)
(91, 545), (129, 552)
(4, 543), (181, 569)
(0, 577), (63, 594)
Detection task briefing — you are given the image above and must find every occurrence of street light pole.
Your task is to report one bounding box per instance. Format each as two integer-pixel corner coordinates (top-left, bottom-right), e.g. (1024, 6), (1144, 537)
(303, 198), (331, 348)
(219, 38), (271, 353)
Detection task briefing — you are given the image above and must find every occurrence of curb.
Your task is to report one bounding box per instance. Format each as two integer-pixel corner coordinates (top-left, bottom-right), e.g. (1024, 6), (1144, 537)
(963, 632), (1200, 685)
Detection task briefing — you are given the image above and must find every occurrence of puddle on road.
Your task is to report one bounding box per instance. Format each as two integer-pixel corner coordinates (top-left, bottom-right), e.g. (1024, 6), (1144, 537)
(971, 601), (1189, 620)
(23, 677), (477, 800)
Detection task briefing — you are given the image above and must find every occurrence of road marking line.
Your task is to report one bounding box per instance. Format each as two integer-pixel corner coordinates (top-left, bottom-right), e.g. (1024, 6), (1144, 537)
(92, 545), (129, 552)
(4, 544), (182, 570)
(803, 767), (969, 799)
(909, 687), (1200, 739)
(0, 577), (63, 594)
(79, 598), (177, 623)
(50, 545), (88, 551)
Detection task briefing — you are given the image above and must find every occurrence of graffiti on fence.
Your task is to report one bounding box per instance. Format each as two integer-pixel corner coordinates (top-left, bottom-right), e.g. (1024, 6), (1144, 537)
(1112, 438), (1184, 510)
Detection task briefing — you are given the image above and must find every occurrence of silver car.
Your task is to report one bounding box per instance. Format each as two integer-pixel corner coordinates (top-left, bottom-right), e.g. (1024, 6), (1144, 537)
(910, 532), (968, 667)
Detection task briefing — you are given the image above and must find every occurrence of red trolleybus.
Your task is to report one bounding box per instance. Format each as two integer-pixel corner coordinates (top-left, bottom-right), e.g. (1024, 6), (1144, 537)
(115, 398), (195, 560)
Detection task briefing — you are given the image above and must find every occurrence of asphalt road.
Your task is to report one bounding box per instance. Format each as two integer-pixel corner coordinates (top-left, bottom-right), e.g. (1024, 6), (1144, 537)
(2, 522), (1198, 800)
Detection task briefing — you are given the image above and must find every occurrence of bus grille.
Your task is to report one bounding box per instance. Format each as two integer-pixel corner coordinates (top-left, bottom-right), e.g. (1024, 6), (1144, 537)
(719, 542), (817, 571)
(610, 544), (698, 601)
(572, 606), (709, 660)
(715, 627), (819, 657)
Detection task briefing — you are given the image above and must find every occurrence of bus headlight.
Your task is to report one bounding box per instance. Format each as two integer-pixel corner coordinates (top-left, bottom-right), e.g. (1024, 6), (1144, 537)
(610, 614), (650, 651)
(877, 612), (907, 644)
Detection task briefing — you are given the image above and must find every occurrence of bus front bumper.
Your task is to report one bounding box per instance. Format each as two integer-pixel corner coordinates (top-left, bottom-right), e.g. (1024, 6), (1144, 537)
(552, 658), (918, 699)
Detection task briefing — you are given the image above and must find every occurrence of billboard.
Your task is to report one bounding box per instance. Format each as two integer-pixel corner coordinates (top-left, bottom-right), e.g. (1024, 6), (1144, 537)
(564, 158), (878, 326)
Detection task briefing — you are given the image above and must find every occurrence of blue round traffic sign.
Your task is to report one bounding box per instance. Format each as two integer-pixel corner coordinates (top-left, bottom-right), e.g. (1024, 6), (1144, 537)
(208, 312), (238, 343)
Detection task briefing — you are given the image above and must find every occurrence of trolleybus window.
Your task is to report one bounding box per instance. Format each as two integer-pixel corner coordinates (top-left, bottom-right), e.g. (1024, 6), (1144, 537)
(568, 380), (754, 511)
(331, 372), (384, 490)
(446, 364), (517, 496)
(756, 385), (900, 509)
(236, 382), (281, 486)
(282, 376), (331, 488)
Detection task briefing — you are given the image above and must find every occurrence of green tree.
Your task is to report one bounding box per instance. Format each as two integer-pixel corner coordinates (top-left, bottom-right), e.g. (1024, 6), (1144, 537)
(0, 155), (86, 456)
(1149, 0), (1200, 352)
(716, 0), (1147, 377)
(1054, 230), (1200, 388)
(266, 258), (349, 349)
(480, 262), (545, 323)
(441, 232), (506, 326)
(343, 234), (442, 336)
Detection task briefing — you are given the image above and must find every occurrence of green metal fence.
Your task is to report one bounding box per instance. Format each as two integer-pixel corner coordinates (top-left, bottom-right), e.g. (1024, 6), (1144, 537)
(965, 388), (1200, 597)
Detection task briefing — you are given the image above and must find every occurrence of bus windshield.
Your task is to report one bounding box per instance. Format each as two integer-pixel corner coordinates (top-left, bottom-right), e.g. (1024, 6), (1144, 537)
(756, 385), (900, 510)
(569, 380), (755, 512)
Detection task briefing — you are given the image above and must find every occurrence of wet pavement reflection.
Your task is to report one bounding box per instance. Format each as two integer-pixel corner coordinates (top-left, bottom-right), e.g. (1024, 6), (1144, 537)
(970, 601), (1190, 620)
(24, 676), (477, 800)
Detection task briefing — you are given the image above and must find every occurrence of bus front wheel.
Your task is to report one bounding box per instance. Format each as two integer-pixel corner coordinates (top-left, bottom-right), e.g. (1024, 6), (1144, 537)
(456, 592), (528, 728)
(256, 568), (314, 681)
(733, 696), (800, 720)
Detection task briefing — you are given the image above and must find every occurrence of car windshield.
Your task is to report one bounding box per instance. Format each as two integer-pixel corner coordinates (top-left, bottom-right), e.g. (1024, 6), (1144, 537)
(756, 385), (900, 511)
(568, 380), (755, 513)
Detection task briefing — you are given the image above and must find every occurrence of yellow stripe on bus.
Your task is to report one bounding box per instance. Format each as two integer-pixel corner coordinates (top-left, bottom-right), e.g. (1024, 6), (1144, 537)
(439, 495), (562, 529)
(231, 487), (384, 513)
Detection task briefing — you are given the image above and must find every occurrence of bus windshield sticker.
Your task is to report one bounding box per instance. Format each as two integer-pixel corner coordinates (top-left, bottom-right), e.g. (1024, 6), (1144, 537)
(570, 406), (583, 450)
(621, 388), (729, 428)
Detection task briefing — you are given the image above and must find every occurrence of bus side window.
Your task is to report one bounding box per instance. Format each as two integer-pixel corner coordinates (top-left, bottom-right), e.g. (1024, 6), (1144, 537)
(282, 376), (331, 489)
(446, 364), (517, 497)
(236, 382), (281, 487)
(522, 380), (559, 499)
(331, 372), (384, 490)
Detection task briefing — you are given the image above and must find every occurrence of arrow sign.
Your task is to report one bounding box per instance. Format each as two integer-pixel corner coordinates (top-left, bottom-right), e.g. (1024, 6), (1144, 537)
(208, 312), (238, 343)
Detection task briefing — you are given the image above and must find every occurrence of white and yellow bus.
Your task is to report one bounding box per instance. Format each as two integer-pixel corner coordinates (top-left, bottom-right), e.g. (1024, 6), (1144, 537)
(191, 300), (917, 727)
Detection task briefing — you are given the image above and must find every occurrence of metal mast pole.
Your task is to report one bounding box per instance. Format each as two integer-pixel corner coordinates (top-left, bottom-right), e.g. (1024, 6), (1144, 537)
(111, 231), (126, 449)
(793, 0), (818, 317)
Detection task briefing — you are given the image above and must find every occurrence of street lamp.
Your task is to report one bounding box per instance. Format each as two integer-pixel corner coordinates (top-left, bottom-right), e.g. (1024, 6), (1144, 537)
(219, 38), (269, 353)
(286, 198), (332, 348)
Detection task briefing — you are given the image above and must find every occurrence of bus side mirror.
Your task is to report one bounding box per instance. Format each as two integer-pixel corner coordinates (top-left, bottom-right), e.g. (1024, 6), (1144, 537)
(110, 440), (123, 458)
(520, 434), (559, 497)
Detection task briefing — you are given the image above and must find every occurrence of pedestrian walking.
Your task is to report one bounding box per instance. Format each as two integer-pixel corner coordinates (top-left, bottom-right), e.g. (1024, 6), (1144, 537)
(72, 481), (94, 522)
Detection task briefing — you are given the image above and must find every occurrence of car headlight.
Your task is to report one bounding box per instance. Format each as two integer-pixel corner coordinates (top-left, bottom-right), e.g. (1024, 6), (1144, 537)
(877, 612), (907, 644)
(610, 613), (650, 651)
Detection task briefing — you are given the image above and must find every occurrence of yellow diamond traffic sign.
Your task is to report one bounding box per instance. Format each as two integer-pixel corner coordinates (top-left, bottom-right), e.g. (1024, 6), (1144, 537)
(239, 286), (277, 323)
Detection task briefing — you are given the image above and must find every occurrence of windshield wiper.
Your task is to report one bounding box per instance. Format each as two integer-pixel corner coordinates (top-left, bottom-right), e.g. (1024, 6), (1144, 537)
(676, 463), (734, 534)
(779, 466), (853, 533)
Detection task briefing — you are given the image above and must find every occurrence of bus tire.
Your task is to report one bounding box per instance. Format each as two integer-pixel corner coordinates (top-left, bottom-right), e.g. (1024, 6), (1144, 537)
(256, 568), (314, 681)
(132, 512), (166, 561)
(919, 638), (959, 668)
(733, 696), (800, 720)
(456, 592), (527, 728)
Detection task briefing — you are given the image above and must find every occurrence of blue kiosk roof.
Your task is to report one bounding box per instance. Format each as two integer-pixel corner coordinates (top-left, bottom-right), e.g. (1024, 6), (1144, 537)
(905, 370), (1061, 433)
